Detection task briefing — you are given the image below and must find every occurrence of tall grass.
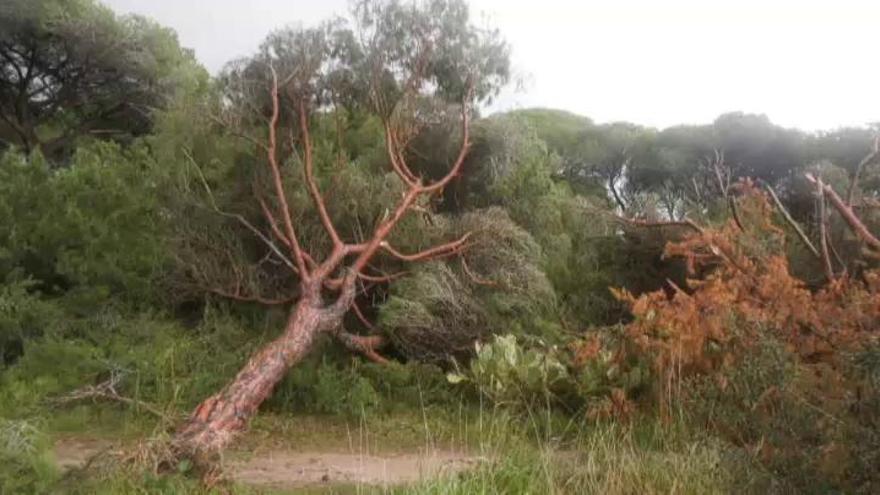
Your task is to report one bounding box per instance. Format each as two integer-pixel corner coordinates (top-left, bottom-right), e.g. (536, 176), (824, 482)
(13, 388), (745, 494)
(10, 310), (870, 494)
(397, 413), (734, 495)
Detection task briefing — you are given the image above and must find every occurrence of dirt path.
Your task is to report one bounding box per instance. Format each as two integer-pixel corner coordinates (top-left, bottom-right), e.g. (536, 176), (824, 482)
(231, 450), (480, 488)
(54, 437), (485, 489)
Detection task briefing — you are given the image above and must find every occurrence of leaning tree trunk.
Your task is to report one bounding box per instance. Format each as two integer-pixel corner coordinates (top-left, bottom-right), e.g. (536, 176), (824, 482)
(173, 293), (341, 455)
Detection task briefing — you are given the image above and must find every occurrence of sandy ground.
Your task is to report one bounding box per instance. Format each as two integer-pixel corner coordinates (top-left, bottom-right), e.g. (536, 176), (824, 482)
(54, 437), (486, 489)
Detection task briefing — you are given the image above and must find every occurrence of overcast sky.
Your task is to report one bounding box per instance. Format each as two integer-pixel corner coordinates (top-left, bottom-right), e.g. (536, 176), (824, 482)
(104, 0), (879, 131)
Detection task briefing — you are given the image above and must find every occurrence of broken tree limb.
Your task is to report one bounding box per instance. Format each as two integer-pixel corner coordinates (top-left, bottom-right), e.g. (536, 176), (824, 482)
(764, 182), (821, 259)
(51, 371), (170, 421)
(461, 256), (500, 287)
(184, 149), (300, 275)
(379, 232), (472, 262)
(807, 173), (880, 252)
(332, 328), (389, 364)
(614, 215), (705, 234)
(351, 300), (376, 330)
(845, 135), (880, 207)
(816, 177), (836, 282)
(266, 66), (311, 277)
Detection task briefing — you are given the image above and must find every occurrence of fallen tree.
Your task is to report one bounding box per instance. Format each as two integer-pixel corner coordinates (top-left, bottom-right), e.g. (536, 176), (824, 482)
(171, 0), (509, 457)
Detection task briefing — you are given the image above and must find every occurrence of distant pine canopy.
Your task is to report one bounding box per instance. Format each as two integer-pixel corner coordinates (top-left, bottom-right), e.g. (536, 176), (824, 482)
(0, 0), (206, 160)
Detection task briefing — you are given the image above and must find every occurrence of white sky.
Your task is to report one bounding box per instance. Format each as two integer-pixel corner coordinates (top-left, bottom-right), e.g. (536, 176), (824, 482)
(104, 0), (880, 131)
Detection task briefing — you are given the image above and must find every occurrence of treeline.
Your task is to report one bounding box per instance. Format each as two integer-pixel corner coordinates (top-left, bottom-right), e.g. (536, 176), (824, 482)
(1, 0), (878, 369)
(1, 0), (878, 385)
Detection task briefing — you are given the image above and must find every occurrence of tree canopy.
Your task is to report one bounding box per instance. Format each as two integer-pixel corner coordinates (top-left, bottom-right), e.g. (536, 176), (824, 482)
(0, 0), (206, 160)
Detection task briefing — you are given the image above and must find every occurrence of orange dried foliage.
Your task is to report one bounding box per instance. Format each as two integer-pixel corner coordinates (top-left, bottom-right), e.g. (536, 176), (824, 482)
(570, 334), (602, 368)
(611, 181), (880, 410)
(586, 387), (636, 422)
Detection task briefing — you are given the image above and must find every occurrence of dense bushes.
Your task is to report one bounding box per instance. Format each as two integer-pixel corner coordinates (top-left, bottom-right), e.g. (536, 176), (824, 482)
(0, 309), (260, 420)
(0, 280), (63, 366)
(380, 207), (560, 363)
(589, 185), (880, 492)
(441, 183), (880, 492)
(0, 301), (465, 424)
(270, 357), (455, 417)
(1, 0), (879, 493)
(447, 113), (677, 325)
(0, 145), (167, 312)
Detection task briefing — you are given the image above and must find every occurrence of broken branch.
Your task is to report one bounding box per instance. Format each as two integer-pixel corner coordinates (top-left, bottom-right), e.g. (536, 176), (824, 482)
(380, 233), (472, 262)
(332, 328), (389, 364)
(764, 182), (821, 259)
(816, 177), (836, 282)
(807, 173), (880, 252)
(845, 135), (880, 207)
(614, 216), (704, 234)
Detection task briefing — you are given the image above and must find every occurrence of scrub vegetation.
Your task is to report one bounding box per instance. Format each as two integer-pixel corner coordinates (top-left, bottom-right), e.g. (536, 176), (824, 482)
(1, 0), (879, 493)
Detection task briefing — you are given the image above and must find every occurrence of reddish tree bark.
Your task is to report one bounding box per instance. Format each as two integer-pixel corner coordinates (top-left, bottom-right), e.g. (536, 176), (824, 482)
(175, 294), (335, 453)
(173, 67), (474, 456)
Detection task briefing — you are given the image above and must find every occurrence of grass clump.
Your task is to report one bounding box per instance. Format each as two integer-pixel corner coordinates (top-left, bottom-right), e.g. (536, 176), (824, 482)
(0, 418), (58, 494)
(399, 419), (736, 495)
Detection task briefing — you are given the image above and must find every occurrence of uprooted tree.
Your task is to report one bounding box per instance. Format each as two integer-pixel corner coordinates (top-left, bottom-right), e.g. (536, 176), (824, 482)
(171, 0), (509, 456)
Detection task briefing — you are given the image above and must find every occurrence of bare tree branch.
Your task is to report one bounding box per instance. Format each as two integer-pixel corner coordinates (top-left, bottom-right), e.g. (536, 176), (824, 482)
(332, 328), (388, 364)
(351, 300), (376, 330)
(267, 66), (310, 278)
(807, 173), (880, 252)
(846, 135), (880, 207)
(51, 370), (170, 421)
(379, 233), (472, 262)
(298, 98), (343, 248)
(184, 149), (299, 275)
(764, 182), (821, 259)
(816, 177), (836, 282)
(614, 216), (704, 234)
(461, 256), (500, 287)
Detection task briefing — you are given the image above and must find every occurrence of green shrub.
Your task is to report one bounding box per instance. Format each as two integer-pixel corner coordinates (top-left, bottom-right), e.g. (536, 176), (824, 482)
(447, 332), (652, 417)
(311, 359), (381, 417)
(358, 360), (456, 410)
(0, 338), (105, 418)
(686, 337), (880, 494)
(270, 353), (456, 417)
(380, 208), (561, 365)
(0, 280), (65, 367)
(0, 144), (168, 312)
(0, 419), (58, 494)
(449, 334), (569, 409)
(0, 308), (265, 423)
